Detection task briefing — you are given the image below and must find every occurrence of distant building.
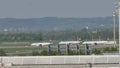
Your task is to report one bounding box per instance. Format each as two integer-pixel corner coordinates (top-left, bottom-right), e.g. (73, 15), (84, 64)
(82, 41), (116, 45)
(31, 42), (52, 47)
(59, 41), (81, 45)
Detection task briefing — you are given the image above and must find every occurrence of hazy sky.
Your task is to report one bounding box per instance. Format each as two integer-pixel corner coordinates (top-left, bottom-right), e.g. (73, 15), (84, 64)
(0, 0), (119, 18)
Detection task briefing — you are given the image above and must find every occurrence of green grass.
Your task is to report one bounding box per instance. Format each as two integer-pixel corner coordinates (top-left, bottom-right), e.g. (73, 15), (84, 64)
(0, 42), (31, 46)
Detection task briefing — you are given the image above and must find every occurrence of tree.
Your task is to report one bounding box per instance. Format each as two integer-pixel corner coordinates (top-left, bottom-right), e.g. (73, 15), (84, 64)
(32, 51), (40, 56)
(110, 47), (117, 51)
(0, 49), (6, 56)
(92, 49), (102, 55)
(68, 50), (76, 55)
(50, 51), (57, 55)
(40, 50), (49, 56)
(80, 50), (85, 55)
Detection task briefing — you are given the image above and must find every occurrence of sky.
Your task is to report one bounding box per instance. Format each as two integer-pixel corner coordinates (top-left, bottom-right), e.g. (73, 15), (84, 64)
(0, 0), (119, 18)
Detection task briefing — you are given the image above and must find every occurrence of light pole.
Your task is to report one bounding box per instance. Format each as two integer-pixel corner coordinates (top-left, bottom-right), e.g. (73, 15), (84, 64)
(119, 0), (120, 52)
(114, 0), (120, 62)
(118, 1), (120, 67)
(113, 12), (116, 47)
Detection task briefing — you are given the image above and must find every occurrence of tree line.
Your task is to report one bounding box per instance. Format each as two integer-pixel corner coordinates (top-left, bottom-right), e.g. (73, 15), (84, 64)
(0, 28), (118, 42)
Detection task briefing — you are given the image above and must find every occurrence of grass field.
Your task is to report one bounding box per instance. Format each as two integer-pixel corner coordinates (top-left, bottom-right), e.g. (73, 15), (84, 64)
(0, 42), (31, 46)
